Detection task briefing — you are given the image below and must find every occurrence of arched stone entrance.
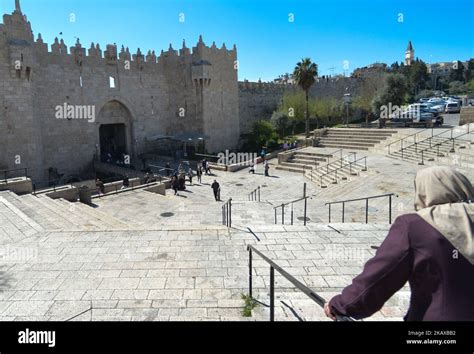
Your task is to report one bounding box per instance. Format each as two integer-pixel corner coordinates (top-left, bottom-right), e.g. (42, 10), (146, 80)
(96, 100), (134, 162)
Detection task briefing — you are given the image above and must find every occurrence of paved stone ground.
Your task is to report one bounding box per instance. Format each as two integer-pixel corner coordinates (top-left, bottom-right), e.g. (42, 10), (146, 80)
(0, 224), (408, 321)
(0, 148), (437, 322)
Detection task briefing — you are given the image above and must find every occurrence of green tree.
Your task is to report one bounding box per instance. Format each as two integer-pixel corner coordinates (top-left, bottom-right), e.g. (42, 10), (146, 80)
(252, 120), (277, 148)
(270, 111), (289, 139)
(371, 74), (408, 117)
(448, 81), (467, 94)
(293, 58), (318, 137)
(279, 92), (306, 134)
(450, 61), (465, 82)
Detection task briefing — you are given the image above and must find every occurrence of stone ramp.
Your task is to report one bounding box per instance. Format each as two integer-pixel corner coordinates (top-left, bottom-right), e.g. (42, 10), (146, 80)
(0, 194), (43, 243)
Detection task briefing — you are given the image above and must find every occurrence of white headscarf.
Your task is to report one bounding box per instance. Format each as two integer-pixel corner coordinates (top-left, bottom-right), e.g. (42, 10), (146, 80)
(415, 166), (474, 265)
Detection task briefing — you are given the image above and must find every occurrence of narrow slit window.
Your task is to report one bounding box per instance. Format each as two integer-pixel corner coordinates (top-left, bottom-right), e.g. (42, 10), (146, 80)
(109, 76), (116, 89)
(79, 75), (83, 87)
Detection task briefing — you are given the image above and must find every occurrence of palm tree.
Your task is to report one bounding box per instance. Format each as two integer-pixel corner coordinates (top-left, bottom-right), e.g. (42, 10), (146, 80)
(293, 58), (318, 137)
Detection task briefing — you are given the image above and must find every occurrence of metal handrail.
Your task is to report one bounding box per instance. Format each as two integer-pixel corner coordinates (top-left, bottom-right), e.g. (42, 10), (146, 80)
(316, 156), (367, 185)
(391, 124), (469, 156)
(1, 167), (28, 183)
(248, 186), (261, 202)
(312, 150), (354, 175)
(398, 124), (472, 162)
(386, 128), (429, 151)
(247, 245), (354, 322)
(222, 198), (232, 227)
(273, 183), (309, 225)
(325, 193), (397, 224)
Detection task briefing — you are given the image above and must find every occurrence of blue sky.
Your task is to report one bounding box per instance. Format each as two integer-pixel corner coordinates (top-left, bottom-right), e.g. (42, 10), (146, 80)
(1, 0), (473, 81)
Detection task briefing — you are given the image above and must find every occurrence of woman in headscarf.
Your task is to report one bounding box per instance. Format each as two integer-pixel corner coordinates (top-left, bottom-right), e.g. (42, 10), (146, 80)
(324, 166), (474, 321)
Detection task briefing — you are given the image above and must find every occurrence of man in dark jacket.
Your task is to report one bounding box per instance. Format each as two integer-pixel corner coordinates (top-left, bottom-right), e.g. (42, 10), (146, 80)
(211, 180), (220, 201)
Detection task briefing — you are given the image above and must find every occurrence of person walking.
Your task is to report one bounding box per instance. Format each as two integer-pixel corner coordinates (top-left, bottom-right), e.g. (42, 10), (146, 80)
(264, 161), (270, 177)
(249, 163), (255, 174)
(165, 162), (171, 177)
(196, 166), (202, 183)
(171, 175), (179, 195)
(188, 168), (193, 185)
(324, 166), (474, 321)
(211, 180), (220, 201)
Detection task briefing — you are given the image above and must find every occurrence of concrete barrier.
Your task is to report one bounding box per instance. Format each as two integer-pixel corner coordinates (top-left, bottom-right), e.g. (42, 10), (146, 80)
(460, 107), (474, 125)
(46, 187), (79, 202)
(143, 183), (166, 195)
(0, 177), (33, 195)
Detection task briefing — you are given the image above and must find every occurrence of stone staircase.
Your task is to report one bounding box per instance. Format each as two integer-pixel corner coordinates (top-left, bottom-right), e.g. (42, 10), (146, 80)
(388, 136), (473, 164)
(0, 190), (131, 231)
(304, 158), (369, 188)
(276, 151), (333, 173)
(316, 128), (398, 150)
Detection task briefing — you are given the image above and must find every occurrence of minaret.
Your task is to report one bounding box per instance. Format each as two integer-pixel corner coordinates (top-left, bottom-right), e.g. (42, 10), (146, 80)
(15, 0), (22, 13)
(405, 41), (414, 66)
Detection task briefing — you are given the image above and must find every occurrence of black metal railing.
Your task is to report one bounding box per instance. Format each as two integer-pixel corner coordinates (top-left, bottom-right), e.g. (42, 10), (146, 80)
(312, 150), (353, 175)
(390, 124), (472, 160)
(222, 198), (232, 227)
(1, 168), (28, 183)
(315, 156), (367, 186)
(387, 128), (430, 155)
(33, 179), (74, 195)
(248, 186), (261, 202)
(247, 245), (354, 322)
(325, 193), (397, 224)
(274, 183), (310, 225)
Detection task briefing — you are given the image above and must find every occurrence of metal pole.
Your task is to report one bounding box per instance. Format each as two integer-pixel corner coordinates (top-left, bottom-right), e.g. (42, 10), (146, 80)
(365, 198), (369, 224)
(229, 199), (232, 228)
(270, 266), (275, 322)
(342, 202), (345, 223)
(282, 204), (285, 225)
(328, 204), (331, 223)
(258, 187), (260, 202)
(274, 208), (277, 224)
(389, 195), (392, 224)
(249, 248), (253, 298)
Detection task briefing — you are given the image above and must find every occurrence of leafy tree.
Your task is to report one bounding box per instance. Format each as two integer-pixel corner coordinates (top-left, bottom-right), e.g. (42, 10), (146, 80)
(464, 59), (474, 82)
(448, 81), (467, 94)
(450, 61), (465, 82)
(371, 74), (408, 117)
(293, 58), (318, 137)
(270, 111), (289, 138)
(252, 120), (278, 148)
(279, 92), (306, 134)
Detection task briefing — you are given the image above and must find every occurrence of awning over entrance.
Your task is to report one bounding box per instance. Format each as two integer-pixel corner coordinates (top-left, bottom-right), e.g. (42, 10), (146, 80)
(146, 133), (210, 142)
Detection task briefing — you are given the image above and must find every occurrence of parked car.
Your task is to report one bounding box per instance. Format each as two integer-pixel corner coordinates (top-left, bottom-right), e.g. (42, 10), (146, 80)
(445, 102), (461, 114)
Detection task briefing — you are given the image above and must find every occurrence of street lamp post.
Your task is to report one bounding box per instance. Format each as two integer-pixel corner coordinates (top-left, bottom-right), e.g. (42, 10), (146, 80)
(343, 92), (352, 127)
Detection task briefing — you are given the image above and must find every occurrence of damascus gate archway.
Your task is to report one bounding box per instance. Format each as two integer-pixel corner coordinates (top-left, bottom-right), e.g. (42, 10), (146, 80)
(96, 100), (134, 163)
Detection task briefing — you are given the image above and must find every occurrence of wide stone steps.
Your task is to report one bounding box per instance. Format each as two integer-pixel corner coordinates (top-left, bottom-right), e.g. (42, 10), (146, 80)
(316, 142), (370, 150)
(305, 164), (366, 188)
(1, 192), (65, 230)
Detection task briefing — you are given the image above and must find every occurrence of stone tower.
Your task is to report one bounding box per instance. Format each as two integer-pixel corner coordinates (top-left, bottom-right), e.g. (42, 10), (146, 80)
(405, 41), (414, 66)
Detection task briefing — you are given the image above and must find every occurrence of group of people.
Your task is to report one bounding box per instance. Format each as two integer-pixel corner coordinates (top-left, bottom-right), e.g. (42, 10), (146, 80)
(248, 160), (270, 177)
(282, 141), (298, 150)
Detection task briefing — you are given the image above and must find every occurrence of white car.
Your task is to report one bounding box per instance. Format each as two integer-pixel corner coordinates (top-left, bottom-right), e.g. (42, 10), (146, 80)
(445, 102), (461, 114)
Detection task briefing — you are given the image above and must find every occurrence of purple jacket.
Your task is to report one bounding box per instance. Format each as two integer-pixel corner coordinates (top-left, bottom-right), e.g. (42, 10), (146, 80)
(330, 213), (474, 321)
